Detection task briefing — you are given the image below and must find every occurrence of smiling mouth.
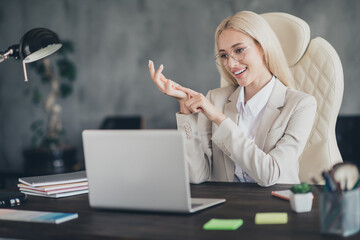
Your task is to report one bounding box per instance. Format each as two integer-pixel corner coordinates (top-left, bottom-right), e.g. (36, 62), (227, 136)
(234, 68), (247, 76)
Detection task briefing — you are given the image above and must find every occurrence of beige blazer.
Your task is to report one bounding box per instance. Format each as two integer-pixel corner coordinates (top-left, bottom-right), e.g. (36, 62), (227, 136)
(176, 79), (317, 187)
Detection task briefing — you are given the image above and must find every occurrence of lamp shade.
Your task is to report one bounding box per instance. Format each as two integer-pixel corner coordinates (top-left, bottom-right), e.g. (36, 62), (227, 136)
(19, 28), (62, 63)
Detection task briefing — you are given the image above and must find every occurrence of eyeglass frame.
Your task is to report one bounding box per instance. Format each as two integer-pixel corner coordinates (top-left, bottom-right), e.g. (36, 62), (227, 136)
(215, 43), (253, 67)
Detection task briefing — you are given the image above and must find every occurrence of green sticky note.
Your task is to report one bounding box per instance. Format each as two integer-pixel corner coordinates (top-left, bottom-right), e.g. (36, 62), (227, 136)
(203, 218), (243, 230)
(255, 212), (288, 224)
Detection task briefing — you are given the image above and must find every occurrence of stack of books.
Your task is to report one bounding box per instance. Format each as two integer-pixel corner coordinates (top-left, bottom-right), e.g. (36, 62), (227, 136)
(18, 171), (88, 198)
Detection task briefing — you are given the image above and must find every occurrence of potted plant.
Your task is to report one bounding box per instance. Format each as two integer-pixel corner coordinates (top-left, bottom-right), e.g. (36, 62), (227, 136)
(289, 182), (313, 213)
(22, 40), (78, 175)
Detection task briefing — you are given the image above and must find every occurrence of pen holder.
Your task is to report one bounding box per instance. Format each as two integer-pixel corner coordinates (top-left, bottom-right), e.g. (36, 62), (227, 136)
(320, 189), (360, 237)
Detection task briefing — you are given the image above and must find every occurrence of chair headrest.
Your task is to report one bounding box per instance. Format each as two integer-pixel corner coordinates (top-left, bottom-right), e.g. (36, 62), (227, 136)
(261, 12), (310, 67)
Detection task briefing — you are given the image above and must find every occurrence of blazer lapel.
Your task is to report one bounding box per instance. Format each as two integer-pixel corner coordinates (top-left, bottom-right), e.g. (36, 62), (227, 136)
(255, 79), (287, 150)
(224, 86), (241, 125)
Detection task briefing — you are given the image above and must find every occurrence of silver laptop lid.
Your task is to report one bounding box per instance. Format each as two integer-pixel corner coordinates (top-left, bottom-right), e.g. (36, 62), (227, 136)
(82, 130), (192, 212)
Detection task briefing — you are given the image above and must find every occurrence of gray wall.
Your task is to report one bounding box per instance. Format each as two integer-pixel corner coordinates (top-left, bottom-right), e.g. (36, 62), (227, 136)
(0, 0), (359, 171)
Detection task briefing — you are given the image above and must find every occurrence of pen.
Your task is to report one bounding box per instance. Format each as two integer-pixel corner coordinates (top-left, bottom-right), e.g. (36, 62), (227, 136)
(322, 171), (337, 192)
(322, 171), (331, 192)
(0, 194), (27, 207)
(328, 172), (342, 193)
(351, 178), (360, 190)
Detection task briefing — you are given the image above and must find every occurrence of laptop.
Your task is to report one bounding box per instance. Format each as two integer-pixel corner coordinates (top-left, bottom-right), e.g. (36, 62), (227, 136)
(82, 130), (225, 213)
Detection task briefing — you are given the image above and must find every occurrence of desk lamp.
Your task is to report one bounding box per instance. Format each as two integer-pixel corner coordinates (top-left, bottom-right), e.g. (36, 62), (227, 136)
(0, 28), (62, 82)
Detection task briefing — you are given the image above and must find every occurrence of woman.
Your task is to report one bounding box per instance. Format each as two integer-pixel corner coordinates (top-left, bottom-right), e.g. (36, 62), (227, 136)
(148, 11), (317, 187)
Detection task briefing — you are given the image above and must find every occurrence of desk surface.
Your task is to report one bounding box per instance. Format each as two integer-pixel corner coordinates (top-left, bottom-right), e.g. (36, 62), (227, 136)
(0, 182), (358, 240)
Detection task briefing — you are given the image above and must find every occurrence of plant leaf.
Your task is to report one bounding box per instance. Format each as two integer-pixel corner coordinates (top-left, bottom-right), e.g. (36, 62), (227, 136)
(60, 83), (73, 98)
(32, 87), (43, 105)
(57, 59), (76, 82)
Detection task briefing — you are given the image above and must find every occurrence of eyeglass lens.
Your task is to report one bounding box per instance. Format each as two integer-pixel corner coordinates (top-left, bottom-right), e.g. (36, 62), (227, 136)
(216, 46), (250, 66)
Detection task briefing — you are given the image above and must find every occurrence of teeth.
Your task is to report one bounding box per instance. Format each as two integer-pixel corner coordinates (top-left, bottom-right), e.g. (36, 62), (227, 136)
(234, 68), (246, 75)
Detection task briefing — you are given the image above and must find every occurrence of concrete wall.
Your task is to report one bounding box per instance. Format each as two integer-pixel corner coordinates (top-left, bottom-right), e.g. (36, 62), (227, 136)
(0, 0), (359, 171)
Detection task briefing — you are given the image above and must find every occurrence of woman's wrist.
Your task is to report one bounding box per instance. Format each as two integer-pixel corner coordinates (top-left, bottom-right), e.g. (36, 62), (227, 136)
(214, 114), (227, 126)
(178, 99), (191, 114)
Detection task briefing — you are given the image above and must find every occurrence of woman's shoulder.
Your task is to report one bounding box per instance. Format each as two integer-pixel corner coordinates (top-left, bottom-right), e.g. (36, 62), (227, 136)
(285, 87), (317, 106)
(274, 78), (315, 103)
(286, 87), (316, 100)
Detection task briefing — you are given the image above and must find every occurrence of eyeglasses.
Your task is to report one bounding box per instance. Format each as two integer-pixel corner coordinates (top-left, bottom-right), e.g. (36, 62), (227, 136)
(215, 44), (252, 67)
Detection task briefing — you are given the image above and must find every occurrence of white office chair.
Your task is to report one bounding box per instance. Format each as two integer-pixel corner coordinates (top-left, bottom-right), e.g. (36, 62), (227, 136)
(220, 12), (344, 183)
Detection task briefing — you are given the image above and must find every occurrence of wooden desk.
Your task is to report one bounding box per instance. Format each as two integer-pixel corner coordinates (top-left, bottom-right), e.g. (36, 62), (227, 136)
(0, 182), (358, 240)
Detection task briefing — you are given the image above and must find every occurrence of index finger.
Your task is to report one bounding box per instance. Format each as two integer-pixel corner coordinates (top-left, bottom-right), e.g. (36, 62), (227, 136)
(176, 85), (199, 97)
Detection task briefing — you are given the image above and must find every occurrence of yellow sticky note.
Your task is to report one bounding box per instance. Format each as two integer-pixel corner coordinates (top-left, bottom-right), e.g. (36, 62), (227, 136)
(255, 212), (288, 224)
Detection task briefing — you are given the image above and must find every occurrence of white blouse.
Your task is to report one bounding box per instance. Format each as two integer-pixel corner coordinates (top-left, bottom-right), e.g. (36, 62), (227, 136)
(234, 76), (276, 182)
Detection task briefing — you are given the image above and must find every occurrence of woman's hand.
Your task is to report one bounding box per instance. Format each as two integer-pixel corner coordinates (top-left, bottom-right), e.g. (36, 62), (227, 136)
(177, 86), (227, 126)
(148, 60), (187, 100)
(148, 60), (227, 124)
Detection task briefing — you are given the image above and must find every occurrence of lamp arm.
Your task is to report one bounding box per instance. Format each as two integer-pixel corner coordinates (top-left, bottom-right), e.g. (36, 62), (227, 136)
(0, 44), (20, 63)
(0, 49), (13, 63)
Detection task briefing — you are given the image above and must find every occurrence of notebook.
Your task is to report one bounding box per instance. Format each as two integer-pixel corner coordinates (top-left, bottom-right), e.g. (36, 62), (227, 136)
(0, 209), (78, 224)
(19, 171), (87, 187)
(82, 130), (225, 213)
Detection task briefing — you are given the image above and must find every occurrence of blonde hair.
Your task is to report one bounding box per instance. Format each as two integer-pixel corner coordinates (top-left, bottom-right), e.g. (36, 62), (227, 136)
(215, 11), (293, 87)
